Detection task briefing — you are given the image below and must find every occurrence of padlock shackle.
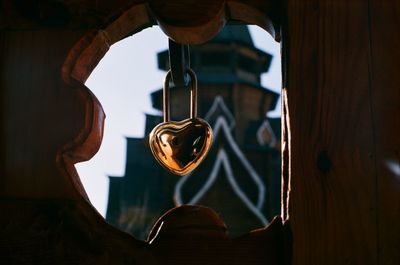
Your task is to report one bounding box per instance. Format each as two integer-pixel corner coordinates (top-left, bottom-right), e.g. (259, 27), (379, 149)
(163, 68), (197, 122)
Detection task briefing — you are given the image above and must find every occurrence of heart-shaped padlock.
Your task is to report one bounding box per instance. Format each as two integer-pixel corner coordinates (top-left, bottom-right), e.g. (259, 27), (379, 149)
(149, 69), (212, 175)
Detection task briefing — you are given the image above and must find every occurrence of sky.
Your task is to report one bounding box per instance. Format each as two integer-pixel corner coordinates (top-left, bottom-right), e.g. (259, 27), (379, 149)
(75, 25), (281, 217)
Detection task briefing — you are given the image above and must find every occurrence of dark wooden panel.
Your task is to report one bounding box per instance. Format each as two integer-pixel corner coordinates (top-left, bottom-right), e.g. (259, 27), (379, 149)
(0, 199), (152, 264)
(148, 206), (290, 265)
(285, 0), (379, 264)
(0, 201), (289, 264)
(369, 0), (400, 264)
(0, 0), (139, 29)
(0, 30), (96, 199)
(149, 0), (225, 26)
(0, 1), (288, 264)
(1, 0), (280, 44)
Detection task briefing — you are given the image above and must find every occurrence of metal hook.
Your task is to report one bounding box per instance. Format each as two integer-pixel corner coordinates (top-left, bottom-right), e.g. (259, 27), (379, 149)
(168, 39), (190, 87)
(163, 68), (197, 122)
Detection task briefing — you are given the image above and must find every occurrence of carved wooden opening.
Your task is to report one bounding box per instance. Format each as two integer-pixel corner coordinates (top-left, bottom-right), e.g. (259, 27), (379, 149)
(77, 24), (282, 240)
(3, 0), (399, 264)
(59, 2), (290, 264)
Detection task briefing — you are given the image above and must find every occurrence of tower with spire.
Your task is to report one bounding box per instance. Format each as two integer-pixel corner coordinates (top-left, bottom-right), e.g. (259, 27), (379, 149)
(106, 25), (281, 239)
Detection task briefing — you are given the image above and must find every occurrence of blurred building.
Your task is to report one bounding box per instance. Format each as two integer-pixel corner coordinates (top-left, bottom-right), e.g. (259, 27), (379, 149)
(106, 25), (281, 239)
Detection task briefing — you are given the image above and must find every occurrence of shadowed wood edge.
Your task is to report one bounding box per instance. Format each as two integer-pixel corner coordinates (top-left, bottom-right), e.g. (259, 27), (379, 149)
(55, 83), (105, 200)
(59, 1), (288, 260)
(146, 205), (291, 264)
(59, 1), (281, 200)
(62, 1), (280, 86)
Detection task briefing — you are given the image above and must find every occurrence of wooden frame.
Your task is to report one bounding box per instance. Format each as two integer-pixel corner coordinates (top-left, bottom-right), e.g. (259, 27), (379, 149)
(1, 1), (290, 264)
(1, 0), (399, 264)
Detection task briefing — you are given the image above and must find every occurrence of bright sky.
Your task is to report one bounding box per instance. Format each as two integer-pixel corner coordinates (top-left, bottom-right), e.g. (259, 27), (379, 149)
(76, 25), (281, 217)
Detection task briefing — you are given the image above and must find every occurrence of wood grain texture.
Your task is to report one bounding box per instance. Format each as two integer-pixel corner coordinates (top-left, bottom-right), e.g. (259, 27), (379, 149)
(0, 29), (93, 199)
(3, 0), (399, 264)
(148, 205), (290, 265)
(0, 0), (280, 44)
(149, 0), (280, 44)
(284, 0), (400, 264)
(368, 0), (400, 264)
(0, 1), (288, 264)
(0, 199), (154, 264)
(0, 201), (289, 264)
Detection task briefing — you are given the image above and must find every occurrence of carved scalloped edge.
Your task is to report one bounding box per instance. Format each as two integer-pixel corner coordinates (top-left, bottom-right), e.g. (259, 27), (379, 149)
(62, 1), (280, 85)
(155, 4), (227, 44)
(55, 84), (105, 200)
(155, 1), (280, 44)
(59, 0), (282, 242)
(61, 4), (151, 85)
(147, 205), (229, 243)
(148, 205), (286, 241)
(146, 205), (291, 264)
(58, 4), (152, 202)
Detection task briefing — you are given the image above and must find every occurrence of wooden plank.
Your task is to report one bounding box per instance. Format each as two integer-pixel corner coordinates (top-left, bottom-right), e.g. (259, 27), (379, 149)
(368, 0), (400, 264)
(0, 30), (93, 199)
(1, 0), (280, 44)
(0, 1), (289, 264)
(0, 199), (152, 264)
(148, 205), (289, 265)
(285, 0), (378, 264)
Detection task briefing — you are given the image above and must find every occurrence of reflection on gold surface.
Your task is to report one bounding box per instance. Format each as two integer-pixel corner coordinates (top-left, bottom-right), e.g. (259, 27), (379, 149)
(149, 118), (212, 175)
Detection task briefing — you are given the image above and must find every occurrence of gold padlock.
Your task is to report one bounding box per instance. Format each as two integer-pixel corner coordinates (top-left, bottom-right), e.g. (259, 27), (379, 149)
(149, 69), (213, 175)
